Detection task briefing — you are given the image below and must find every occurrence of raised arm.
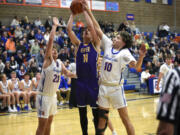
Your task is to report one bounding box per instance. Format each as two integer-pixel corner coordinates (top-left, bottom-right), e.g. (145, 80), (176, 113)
(82, 0), (103, 39)
(67, 14), (80, 46)
(43, 17), (60, 69)
(83, 11), (100, 47)
(61, 63), (76, 78)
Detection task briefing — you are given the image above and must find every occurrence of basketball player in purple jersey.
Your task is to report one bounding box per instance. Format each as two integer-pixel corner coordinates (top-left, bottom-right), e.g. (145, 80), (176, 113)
(67, 10), (101, 135)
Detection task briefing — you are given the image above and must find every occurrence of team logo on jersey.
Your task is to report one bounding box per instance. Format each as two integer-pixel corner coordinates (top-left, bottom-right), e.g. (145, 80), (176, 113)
(53, 67), (61, 73)
(104, 55), (118, 62)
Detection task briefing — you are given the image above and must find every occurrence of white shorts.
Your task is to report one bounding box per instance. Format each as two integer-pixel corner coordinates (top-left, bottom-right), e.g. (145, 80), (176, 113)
(36, 94), (57, 119)
(97, 85), (127, 109)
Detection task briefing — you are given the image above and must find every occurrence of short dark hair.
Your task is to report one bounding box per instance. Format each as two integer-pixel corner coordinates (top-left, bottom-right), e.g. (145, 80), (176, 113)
(119, 31), (133, 49)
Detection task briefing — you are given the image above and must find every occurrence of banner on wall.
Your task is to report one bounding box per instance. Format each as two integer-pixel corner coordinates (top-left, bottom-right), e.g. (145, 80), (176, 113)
(61, 0), (90, 8)
(126, 14), (134, 20)
(92, 0), (105, 10)
(106, 2), (119, 11)
(44, 0), (59, 7)
(26, 0), (42, 5)
(61, 0), (72, 8)
(6, 0), (23, 3)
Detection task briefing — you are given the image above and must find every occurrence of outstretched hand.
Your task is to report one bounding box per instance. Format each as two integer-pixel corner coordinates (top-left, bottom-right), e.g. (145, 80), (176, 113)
(81, 0), (89, 11)
(53, 17), (60, 27)
(139, 43), (147, 58)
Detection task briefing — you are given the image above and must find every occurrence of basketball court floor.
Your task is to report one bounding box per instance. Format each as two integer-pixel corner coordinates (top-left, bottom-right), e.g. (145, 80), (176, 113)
(0, 93), (159, 135)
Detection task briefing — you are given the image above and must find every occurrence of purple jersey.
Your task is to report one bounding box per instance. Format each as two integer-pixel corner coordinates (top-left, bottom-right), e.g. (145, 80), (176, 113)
(76, 42), (99, 107)
(76, 42), (98, 80)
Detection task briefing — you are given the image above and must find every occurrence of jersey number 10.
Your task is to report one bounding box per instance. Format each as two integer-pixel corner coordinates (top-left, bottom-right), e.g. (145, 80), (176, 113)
(104, 62), (112, 72)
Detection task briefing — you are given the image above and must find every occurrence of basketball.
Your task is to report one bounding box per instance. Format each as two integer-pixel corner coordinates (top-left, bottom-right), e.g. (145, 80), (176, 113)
(70, 0), (84, 15)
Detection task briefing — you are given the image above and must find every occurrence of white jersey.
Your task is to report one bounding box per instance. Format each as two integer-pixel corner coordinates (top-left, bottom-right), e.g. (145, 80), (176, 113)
(69, 62), (76, 74)
(159, 63), (173, 75)
(21, 79), (32, 89)
(100, 34), (136, 85)
(0, 81), (9, 93)
(8, 78), (20, 91)
(37, 59), (62, 97)
(159, 63), (173, 84)
(32, 77), (38, 91)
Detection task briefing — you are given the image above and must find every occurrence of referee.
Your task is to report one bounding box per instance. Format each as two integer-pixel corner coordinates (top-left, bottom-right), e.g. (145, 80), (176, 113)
(157, 50), (180, 135)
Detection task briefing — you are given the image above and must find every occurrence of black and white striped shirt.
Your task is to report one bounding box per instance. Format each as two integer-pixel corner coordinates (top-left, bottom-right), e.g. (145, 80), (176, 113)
(157, 67), (180, 134)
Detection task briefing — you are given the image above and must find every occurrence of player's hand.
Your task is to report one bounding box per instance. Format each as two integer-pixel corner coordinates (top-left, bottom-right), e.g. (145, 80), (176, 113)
(139, 43), (147, 58)
(156, 85), (160, 91)
(53, 17), (60, 27)
(82, 0), (89, 11)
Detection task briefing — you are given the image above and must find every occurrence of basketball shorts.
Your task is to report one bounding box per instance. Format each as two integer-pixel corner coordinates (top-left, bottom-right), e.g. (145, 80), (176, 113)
(36, 94), (57, 118)
(76, 79), (99, 108)
(97, 84), (127, 109)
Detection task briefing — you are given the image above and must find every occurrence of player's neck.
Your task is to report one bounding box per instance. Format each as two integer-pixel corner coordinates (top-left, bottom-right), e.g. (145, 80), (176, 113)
(83, 39), (91, 44)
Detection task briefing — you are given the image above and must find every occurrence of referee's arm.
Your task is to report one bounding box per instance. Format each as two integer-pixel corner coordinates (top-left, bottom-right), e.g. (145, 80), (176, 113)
(156, 69), (180, 135)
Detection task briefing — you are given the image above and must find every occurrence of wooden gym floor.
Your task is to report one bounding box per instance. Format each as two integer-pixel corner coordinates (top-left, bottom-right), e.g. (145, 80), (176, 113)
(0, 93), (159, 135)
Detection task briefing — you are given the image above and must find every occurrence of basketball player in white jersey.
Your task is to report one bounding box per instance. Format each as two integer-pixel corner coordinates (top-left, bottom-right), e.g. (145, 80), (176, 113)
(82, 2), (146, 135)
(8, 71), (28, 111)
(32, 72), (41, 92)
(21, 72), (34, 110)
(156, 55), (173, 91)
(36, 17), (76, 135)
(0, 74), (17, 112)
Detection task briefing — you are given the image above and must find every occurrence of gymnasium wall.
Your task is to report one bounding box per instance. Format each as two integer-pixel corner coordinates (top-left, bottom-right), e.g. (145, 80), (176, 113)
(0, 0), (179, 32)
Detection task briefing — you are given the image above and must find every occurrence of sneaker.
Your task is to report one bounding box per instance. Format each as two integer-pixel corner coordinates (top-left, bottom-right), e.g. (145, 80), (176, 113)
(59, 101), (64, 106)
(17, 106), (21, 112)
(28, 106), (32, 111)
(13, 107), (17, 112)
(8, 108), (14, 113)
(24, 105), (29, 111)
(112, 131), (117, 135)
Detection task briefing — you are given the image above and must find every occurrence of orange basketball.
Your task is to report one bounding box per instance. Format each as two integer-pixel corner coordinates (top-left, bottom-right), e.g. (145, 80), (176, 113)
(70, 0), (84, 15)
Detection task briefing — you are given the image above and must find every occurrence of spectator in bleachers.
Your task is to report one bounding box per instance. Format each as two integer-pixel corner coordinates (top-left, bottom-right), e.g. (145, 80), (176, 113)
(45, 16), (52, 29)
(0, 58), (5, 74)
(0, 74), (17, 112)
(117, 21), (131, 33)
(21, 16), (30, 28)
(147, 45), (155, 61)
(28, 30), (35, 45)
(4, 61), (12, 79)
(34, 17), (42, 28)
(11, 16), (19, 28)
(16, 40), (26, 54)
(36, 49), (44, 68)
(5, 36), (16, 56)
(10, 56), (18, 71)
(76, 18), (84, 28)
(14, 26), (23, 40)
(0, 40), (5, 52)
(15, 50), (24, 66)
(44, 31), (50, 44)
(8, 27), (15, 37)
(1, 51), (8, 63)
(58, 48), (68, 62)
(141, 68), (151, 92)
(1, 31), (8, 45)
(17, 65), (26, 80)
(8, 71), (28, 112)
(24, 25), (31, 35)
(35, 29), (44, 45)
(57, 74), (71, 106)
(21, 72), (34, 110)
(174, 49), (180, 68)
(130, 21), (137, 34)
(30, 40), (40, 56)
